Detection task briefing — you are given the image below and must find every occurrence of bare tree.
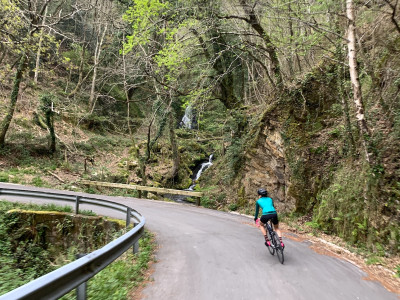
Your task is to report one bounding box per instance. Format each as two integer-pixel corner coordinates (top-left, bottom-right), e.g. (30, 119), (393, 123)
(383, 0), (400, 34)
(87, 0), (108, 111)
(346, 0), (372, 163)
(238, 0), (282, 86)
(34, 5), (48, 84)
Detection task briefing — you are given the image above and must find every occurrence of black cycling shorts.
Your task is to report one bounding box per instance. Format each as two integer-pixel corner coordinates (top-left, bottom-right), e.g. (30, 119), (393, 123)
(260, 213), (279, 225)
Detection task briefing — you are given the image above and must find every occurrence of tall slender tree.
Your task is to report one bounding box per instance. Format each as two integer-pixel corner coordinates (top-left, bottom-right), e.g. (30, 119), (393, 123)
(346, 0), (371, 163)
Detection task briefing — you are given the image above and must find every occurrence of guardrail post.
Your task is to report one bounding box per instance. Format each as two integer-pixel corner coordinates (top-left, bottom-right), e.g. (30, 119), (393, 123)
(76, 254), (87, 300)
(133, 241), (139, 254)
(75, 196), (81, 214)
(127, 209), (139, 254)
(126, 207), (131, 228)
(133, 222), (139, 254)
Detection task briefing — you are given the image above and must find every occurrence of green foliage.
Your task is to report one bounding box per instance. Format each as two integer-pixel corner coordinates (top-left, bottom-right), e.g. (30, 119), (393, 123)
(148, 100), (168, 154)
(154, 38), (190, 82)
(329, 103), (344, 118)
(197, 100), (227, 134)
(309, 145), (328, 155)
(31, 176), (45, 187)
(305, 221), (321, 230)
(224, 136), (246, 183)
(268, 0), (341, 60)
(0, 200), (141, 296)
(228, 203), (238, 211)
(62, 43), (90, 73)
(314, 166), (368, 239)
(0, 173), (9, 182)
(224, 109), (248, 182)
(200, 196), (217, 209)
(60, 231), (155, 300)
(365, 255), (384, 265)
(122, 0), (169, 52)
(39, 93), (58, 114)
(313, 164), (399, 253)
(82, 115), (113, 132)
(0, 201), (59, 294)
(75, 136), (131, 155)
(38, 93), (58, 153)
(328, 126), (344, 139)
(0, 0), (24, 49)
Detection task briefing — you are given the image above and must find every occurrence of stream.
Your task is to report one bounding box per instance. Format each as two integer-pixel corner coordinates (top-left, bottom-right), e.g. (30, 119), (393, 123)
(165, 154), (213, 203)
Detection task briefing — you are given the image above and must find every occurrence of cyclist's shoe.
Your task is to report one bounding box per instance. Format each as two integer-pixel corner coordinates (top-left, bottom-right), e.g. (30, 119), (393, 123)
(265, 241), (271, 247)
(280, 242), (285, 249)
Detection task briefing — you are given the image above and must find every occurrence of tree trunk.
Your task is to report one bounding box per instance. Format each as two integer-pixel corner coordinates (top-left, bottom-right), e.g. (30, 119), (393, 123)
(0, 55), (27, 147)
(167, 111), (180, 184)
(46, 111), (56, 153)
(68, 44), (87, 97)
(89, 24), (108, 112)
(346, 0), (371, 163)
(340, 80), (356, 155)
(239, 0), (282, 87)
(288, 2), (302, 74)
(122, 34), (132, 136)
(88, 60), (98, 112)
(34, 5), (48, 84)
(336, 45), (356, 155)
(0, 44), (7, 65)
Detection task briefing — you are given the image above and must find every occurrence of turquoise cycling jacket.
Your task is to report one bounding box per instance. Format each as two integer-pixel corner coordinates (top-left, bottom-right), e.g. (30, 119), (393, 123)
(254, 197), (276, 219)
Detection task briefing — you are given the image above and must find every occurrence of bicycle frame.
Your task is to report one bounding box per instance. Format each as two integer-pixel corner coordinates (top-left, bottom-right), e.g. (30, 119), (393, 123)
(263, 219), (284, 264)
(264, 221), (275, 243)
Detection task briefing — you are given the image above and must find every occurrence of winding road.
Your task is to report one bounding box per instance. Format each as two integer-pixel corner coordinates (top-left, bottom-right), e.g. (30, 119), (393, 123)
(1, 183), (398, 300)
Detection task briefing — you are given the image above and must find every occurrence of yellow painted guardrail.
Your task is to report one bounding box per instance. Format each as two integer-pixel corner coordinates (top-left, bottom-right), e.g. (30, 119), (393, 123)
(80, 180), (203, 202)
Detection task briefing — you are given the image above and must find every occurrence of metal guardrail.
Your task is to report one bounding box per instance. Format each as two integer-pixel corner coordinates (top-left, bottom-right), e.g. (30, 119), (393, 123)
(0, 187), (145, 300)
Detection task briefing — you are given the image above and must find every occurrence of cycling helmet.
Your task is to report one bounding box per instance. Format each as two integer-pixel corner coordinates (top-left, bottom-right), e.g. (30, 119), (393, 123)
(257, 188), (268, 196)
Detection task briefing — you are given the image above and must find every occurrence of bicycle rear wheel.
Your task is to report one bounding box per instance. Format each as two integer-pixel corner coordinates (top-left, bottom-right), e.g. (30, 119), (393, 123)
(266, 229), (275, 255)
(272, 232), (284, 264)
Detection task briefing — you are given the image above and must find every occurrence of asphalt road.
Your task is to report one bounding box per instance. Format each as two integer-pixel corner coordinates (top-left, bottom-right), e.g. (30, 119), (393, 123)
(0, 183), (398, 300)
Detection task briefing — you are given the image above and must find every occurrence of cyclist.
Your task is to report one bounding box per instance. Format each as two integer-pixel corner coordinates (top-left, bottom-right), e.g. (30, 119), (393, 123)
(254, 188), (284, 248)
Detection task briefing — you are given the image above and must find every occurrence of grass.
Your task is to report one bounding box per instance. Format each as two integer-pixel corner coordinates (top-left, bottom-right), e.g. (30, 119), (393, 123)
(60, 231), (155, 300)
(0, 154), (59, 186)
(0, 200), (74, 214)
(365, 255), (384, 265)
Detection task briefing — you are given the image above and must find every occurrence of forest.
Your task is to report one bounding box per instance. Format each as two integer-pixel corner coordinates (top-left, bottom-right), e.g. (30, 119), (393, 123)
(0, 0), (399, 263)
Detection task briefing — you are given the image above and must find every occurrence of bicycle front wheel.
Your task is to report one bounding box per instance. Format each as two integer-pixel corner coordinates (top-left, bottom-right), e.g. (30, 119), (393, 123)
(272, 232), (284, 264)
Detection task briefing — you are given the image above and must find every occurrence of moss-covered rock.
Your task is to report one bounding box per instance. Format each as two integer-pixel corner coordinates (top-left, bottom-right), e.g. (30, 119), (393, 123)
(6, 209), (124, 255)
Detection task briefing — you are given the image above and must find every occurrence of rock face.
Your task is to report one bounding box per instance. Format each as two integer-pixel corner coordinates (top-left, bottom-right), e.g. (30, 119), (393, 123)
(241, 121), (293, 212)
(7, 210), (124, 254)
(239, 62), (339, 213)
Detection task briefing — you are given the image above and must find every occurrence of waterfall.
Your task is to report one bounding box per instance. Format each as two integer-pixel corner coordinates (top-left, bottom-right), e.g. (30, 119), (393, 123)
(188, 154), (213, 190)
(180, 105), (197, 129)
(166, 154), (213, 202)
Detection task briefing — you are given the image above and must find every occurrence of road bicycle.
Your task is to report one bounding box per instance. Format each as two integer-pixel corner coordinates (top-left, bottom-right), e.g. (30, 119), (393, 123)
(262, 219), (284, 264)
